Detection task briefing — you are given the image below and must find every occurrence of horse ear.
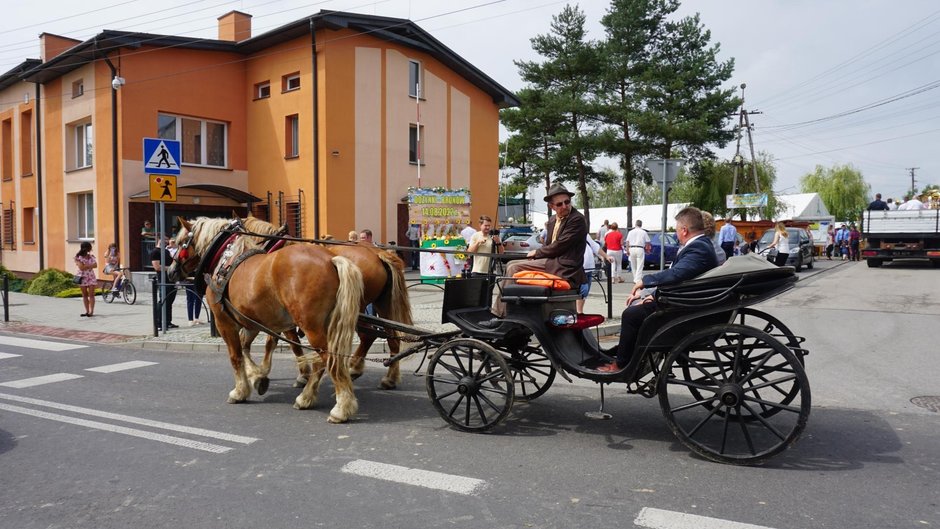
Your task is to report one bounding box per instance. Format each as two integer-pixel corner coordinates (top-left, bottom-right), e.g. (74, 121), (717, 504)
(178, 216), (192, 232)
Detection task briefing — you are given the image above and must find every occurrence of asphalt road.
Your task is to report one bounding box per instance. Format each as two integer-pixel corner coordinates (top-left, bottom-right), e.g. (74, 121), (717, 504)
(0, 259), (937, 529)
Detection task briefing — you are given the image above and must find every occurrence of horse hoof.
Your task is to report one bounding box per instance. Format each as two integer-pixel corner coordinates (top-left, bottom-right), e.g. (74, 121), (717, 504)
(379, 378), (397, 390)
(227, 396), (245, 404)
(328, 413), (347, 424)
(254, 377), (270, 395)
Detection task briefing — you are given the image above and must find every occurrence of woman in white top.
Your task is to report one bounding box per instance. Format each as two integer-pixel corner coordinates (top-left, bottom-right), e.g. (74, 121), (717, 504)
(767, 222), (790, 266)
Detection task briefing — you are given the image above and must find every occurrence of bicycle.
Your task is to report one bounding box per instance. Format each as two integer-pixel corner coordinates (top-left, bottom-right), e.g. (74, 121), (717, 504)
(101, 266), (137, 305)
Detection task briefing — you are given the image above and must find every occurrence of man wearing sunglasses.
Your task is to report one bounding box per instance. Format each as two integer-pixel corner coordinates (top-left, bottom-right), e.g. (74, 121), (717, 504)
(490, 182), (587, 318)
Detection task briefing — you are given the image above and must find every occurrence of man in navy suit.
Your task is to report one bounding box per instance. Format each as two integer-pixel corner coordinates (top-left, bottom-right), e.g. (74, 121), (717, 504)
(598, 207), (718, 373)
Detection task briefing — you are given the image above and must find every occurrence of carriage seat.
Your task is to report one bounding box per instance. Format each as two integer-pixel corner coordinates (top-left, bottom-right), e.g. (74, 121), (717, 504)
(501, 283), (579, 304)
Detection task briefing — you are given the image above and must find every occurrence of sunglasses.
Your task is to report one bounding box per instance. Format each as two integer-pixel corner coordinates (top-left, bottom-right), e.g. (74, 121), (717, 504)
(552, 199), (571, 207)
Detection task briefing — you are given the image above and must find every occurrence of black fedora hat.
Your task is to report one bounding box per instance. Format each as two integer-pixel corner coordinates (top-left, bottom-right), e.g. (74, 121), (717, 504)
(544, 182), (575, 203)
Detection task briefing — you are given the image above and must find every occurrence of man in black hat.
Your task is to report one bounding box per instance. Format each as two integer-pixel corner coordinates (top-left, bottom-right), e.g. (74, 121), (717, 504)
(491, 182), (587, 318)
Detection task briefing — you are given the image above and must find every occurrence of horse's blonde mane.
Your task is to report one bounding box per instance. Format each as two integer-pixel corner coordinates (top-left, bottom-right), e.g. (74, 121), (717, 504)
(185, 217), (262, 257)
(242, 215), (281, 236)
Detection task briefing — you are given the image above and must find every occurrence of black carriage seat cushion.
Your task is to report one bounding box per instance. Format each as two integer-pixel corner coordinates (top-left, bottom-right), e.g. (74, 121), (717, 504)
(501, 282), (552, 297)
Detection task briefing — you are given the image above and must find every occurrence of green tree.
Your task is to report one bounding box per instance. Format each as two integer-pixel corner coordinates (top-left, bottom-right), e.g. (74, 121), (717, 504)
(800, 164), (870, 221)
(515, 4), (605, 225)
(688, 152), (785, 220)
(500, 88), (566, 195)
(638, 13), (739, 160)
(596, 0), (679, 227)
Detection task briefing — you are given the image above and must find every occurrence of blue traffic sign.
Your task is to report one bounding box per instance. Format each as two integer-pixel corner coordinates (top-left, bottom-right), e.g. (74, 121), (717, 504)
(143, 138), (181, 175)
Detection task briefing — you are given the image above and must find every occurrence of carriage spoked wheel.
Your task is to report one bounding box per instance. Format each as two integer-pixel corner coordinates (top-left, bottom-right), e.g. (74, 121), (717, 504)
(734, 308), (803, 351)
(426, 338), (514, 432)
(505, 344), (555, 402)
(659, 324), (810, 465)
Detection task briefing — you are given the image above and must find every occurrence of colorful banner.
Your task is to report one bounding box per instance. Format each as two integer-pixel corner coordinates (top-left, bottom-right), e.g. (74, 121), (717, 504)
(408, 188), (472, 283)
(419, 237), (469, 283)
(726, 193), (769, 209)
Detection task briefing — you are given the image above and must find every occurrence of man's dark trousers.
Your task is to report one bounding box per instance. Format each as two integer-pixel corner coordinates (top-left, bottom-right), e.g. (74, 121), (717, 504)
(616, 302), (658, 368)
(720, 241), (734, 259)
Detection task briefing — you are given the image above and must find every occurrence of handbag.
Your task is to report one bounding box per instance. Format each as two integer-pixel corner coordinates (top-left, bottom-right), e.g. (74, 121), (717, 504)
(73, 274), (82, 285)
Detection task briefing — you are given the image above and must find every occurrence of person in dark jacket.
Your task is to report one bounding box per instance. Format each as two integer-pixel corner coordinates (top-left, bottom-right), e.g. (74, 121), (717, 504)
(867, 193), (889, 211)
(491, 182), (587, 318)
(597, 207), (718, 373)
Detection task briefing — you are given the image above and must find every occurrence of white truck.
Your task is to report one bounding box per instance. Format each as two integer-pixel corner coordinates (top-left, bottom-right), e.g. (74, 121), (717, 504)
(861, 209), (940, 267)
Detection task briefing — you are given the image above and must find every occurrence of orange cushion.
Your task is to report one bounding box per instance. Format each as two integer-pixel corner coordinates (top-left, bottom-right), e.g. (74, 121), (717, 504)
(513, 271), (571, 290)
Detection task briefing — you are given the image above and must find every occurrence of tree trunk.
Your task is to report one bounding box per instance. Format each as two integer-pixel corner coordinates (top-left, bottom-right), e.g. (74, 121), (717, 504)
(542, 138), (553, 219)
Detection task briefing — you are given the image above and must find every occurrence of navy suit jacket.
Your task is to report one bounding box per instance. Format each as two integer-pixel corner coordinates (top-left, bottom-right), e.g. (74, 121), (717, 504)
(641, 235), (718, 288)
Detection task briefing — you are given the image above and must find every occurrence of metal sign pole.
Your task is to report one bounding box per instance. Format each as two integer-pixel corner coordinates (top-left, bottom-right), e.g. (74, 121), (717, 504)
(660, 164), (667, 270)
(160, 201), (167, 333)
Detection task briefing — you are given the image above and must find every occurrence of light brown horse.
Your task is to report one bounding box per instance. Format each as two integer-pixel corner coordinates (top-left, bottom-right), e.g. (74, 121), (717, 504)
(168, 217), (365, 423)
(240, 216), (413, 390)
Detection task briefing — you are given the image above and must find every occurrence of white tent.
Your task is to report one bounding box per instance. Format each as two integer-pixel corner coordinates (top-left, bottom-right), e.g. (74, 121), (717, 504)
(772, 193), (831, 221)
(530, 203), (691, 235)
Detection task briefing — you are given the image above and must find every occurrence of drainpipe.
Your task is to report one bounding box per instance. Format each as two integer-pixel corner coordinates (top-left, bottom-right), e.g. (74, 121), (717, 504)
(103, 57), (120, 251)
(35, 83), (44, 269)
(310, 17), (320, 238)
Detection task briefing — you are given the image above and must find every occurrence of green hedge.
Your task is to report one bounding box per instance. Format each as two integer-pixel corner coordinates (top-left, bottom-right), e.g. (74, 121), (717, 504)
(25, 268), (77, 297)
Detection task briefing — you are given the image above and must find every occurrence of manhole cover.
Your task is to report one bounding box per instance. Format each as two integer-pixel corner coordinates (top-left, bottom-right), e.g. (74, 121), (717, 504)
(910, 396), (940, 412)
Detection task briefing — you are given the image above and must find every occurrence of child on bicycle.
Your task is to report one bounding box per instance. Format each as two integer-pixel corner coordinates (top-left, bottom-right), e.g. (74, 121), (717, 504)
(104, 243), (121, 291)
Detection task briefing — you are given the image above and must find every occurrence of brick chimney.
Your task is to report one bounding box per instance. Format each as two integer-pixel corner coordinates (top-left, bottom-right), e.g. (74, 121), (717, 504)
(39, 33), (81, 62)
(218, 11), (252, 42)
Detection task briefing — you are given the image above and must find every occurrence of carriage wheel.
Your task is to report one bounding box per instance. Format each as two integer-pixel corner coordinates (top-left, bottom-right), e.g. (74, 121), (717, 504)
(659, 324), (810, 465)
(682, 309), (805, 420)
(426, 338), (514, 432)
(506, 344), (555, 402)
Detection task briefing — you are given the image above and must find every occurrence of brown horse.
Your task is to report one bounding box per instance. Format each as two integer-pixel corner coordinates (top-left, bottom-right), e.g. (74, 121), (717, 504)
(168, 217), (365, 423)
(240, 216), (413, 390)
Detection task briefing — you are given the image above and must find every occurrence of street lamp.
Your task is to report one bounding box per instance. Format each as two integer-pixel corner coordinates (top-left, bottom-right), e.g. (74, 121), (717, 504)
(645, 158), (684, 269)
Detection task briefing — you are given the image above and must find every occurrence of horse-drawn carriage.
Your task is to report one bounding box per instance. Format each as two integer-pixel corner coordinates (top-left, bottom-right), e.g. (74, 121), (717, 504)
(170, 218), (810, 465)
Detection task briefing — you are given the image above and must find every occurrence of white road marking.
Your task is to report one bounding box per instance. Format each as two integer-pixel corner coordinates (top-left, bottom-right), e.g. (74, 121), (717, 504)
(0, 403), (232, 453)
(340, 459), (487, 495)
(0, 392), (258, 444)
(634, 507), (777, 529)
(0, 352), (22, 360)
(85, 360), (158, 373)
(0, 373), (83, 388)
(0, 335), (86, 351)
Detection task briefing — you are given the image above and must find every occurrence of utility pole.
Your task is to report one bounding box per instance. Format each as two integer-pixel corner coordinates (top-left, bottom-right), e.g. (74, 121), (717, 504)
(905, 167), (919, 197)
(731, 83), (763, 219)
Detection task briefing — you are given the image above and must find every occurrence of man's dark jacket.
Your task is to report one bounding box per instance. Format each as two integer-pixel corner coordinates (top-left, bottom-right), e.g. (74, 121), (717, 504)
(534, 207), (588, 286)
(867, 199), (889, 211)
(642, 235), (718, 288)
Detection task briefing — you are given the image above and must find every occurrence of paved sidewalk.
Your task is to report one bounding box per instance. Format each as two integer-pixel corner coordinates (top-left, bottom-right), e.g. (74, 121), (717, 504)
(0, 270), (634, 351)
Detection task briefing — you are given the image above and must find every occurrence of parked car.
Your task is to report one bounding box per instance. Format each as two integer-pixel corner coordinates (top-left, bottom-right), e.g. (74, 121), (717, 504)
(755, 227), (815, 272)
(622, 232), (680, 270)
(502, 233), (542, 254)
(499, 224), (535, 240)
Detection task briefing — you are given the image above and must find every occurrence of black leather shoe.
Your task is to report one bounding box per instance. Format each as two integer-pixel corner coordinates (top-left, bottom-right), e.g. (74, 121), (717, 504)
(167, 323), (179, 329)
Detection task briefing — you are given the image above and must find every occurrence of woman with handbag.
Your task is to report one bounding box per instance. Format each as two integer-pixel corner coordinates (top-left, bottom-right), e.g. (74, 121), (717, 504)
(103, 242), (120, 291)
(74, 241), (97, 317)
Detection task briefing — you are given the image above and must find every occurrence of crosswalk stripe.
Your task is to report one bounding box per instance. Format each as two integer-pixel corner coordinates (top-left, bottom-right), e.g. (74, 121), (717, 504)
(0, 403), (232, 453)
(0, 392), (258, 445)
(340, 459), (487, 495)
(634, 507), (777, 529)
(0, 352), (22, 360)
(0, 373), (83, 388)
(85, 361), (158, 373)
(0, 335), (86, 351)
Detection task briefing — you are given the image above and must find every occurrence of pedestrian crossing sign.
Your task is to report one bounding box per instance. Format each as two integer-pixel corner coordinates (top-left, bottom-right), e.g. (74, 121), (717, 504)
(149, 174), (178, 202)
(143, 137), (181, 175)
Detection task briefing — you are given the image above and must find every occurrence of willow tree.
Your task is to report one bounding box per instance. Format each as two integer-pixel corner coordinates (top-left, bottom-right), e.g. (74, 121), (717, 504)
(800, 164), (870, 221)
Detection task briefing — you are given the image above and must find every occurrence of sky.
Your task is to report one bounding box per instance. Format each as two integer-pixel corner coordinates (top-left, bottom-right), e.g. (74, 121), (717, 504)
(3, 0), (939, 201)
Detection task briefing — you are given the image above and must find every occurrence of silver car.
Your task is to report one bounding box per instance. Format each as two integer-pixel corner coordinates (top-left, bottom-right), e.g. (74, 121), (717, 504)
(502, 233), (542, 254)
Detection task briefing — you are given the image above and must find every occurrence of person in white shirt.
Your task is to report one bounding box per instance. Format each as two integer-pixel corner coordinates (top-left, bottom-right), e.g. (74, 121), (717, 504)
(887, 198), (898, 210)
(597, 219), (609, 243)
(467, 216), (503, 276)
(578, 234), (613, 313)
(625, 220), (651, 284)
(899, 195), (925, 210)
(460, 221), (477, 243)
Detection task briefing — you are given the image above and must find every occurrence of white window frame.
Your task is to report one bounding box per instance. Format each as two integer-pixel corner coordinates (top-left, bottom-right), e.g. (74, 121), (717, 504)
(409, 123), (424, 165)
(72, 192), (94, 240)
(157, 113), (228, 168)
(71, 121), (93, 170)
(72, 79), (84, 98)
(408, 60), (423, 99)
(283, 73), (300, 92)
(286, 114), (299, 158)
(256, 81), (270, 99)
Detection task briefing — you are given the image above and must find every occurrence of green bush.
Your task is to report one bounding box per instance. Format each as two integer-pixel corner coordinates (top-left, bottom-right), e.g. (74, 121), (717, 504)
(26, 268), (76, 297)
(0, 265), (26, 292)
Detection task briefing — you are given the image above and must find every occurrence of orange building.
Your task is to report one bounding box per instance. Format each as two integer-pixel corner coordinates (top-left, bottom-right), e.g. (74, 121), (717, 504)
(0, 10), (517, 274)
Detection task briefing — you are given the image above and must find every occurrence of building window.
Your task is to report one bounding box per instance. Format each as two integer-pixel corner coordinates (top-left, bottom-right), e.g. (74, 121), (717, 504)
(282, 72), (300, 92)
(409, 60), (422, 98)
(285, 114), (299, 158)
(71, 79), (84, 98)
(157, 113), (227, 168)
(2, 202), (14, 249)
(409, 123), (424, 164)
(70, 192), (94, 240)
(67, 120), (92, 170)
(255, 81), (270, 99)
(20, 110), (32, 176)
(1, 118), (11, 181)
(22, 207), (35, 244)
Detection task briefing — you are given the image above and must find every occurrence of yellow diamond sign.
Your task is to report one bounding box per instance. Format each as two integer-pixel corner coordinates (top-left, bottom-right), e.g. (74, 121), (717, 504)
(149, 174), (177, 202)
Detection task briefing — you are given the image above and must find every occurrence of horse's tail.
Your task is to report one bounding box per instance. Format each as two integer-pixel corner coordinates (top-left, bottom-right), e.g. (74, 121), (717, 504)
(327, 255), (365, 360)
(376, 251), (413, 326)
